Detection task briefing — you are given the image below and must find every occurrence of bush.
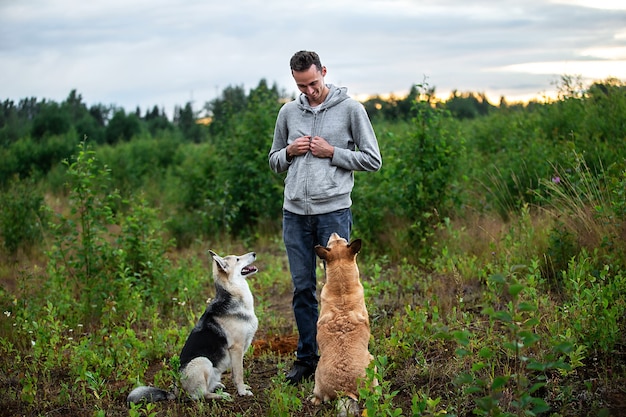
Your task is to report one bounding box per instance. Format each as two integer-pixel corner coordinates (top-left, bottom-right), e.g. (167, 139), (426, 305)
(97, 135), (181, 194)
(0, 176), (46, 254)
(358, 85), (463, 260)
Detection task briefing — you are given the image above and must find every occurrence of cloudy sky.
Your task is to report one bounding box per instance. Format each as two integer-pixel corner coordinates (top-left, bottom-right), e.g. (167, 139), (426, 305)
(1, 0), (625, 117)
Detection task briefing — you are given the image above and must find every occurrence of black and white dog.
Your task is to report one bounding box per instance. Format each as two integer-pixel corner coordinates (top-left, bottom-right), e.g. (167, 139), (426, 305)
(127, 250), (259, 403)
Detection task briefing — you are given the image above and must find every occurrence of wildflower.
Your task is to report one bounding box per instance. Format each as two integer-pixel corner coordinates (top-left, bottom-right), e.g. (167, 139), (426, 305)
(552, 176), (561, 184)
(3, 311), (10, 317)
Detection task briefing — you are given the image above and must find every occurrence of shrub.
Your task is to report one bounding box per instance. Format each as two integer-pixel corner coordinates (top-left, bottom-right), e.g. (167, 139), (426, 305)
(362, 84), (463, 260)
(0, 176), (46, 254)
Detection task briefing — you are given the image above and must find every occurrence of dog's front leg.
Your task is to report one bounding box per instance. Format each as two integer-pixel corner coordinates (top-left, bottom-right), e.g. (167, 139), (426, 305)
(229, 344), (253, 396)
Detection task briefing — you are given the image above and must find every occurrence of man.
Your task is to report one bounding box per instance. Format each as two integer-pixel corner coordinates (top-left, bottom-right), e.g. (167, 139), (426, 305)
(268, 50), (382, 385)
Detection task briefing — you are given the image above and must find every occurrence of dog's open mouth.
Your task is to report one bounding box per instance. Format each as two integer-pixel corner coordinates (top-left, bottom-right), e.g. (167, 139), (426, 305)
(241, 265), (258, 276)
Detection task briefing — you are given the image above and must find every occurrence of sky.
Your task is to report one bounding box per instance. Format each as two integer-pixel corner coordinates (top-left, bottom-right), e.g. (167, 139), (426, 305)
(1, 0), (625, 117)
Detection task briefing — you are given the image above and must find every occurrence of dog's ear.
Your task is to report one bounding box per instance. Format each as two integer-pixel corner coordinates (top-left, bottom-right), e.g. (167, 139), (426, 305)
(348, 239), (362, 255)
(315, 244), (329, 260)
(209, 250), (228, 272)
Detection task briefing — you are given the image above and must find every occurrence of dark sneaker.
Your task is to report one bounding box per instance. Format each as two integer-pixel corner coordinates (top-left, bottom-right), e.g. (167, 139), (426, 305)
(285, 360), (316, 385)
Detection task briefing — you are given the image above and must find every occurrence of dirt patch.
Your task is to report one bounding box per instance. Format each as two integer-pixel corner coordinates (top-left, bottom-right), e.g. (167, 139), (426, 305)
(252, 334), (299, 357)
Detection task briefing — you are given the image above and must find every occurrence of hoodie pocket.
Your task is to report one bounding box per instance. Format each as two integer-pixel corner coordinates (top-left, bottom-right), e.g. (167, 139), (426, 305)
(284, 161), (351, 202)
(284, 165), (304, 201)
(309, 166), (342, 201)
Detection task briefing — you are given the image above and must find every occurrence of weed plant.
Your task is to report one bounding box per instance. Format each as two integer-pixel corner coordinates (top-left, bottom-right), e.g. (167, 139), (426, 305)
(1, 78), (626, 416)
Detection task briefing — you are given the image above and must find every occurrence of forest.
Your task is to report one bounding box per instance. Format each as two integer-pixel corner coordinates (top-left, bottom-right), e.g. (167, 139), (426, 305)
(1, 75), (625, 416)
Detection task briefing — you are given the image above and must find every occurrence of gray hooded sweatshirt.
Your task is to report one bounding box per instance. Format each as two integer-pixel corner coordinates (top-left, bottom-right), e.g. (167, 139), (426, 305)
(269, 84), (382, 215)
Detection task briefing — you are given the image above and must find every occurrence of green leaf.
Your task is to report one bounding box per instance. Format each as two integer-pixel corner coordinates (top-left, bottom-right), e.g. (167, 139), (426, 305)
(464, 386), (482, 395)
(553, 341), (575, 354)
(471, 362), (486, 372)
(531, 397), (551, 414)
(478, 347), (493, 359)
(491, 376), (509, 390)
(492, 310), (513, 322)
(527, 361), (547, 371)
(488, 273), (506, 284)
(452, 329), (472, 346)
(455, 348), (471, 357)
(519, 331), (541, 347)
(504, 341), (523, 351)
(518, 301), (537, 312)
(508, 283), (524, 297)
(510, 264), (528, 274)
(529, 382), (546, 394)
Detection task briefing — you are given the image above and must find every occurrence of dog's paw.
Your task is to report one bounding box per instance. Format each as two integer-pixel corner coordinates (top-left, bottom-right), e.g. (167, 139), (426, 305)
(309, 395), (322, 405)
(237, 384), (253, 396)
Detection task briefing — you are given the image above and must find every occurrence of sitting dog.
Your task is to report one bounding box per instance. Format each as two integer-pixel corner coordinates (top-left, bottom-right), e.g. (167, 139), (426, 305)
(127, 250), (259, 403)
(311, 233), (374, 416)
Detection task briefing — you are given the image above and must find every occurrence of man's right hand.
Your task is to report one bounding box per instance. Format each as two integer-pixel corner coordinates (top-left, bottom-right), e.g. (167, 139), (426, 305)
(287, 136), (312, 159)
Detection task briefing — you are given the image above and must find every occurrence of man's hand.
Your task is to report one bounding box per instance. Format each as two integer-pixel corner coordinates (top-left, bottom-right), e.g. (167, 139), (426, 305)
(310, 136), (334, 159)
(286, 135), (334, 160)
(287, 136), (311, 159)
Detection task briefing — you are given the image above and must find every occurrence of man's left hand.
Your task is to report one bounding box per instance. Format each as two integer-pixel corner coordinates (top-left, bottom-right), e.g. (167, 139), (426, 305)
(310, 136), (334, 159)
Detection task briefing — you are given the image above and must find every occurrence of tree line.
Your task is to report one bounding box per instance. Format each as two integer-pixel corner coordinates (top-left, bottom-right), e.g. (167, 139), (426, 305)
(0, 80), (515, 148)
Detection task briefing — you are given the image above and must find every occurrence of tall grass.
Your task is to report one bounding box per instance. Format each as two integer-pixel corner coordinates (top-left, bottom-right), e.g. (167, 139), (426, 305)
(538, 151), (626, 275)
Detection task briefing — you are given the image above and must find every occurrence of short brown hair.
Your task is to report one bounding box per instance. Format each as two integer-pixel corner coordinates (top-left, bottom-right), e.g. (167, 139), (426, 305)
(290, 50), (323, 72)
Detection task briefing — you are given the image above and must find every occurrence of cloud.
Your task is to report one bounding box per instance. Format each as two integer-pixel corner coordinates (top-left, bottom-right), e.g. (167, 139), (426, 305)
(495, 60), (626, 79)
(1, 0), (624, 115)
(549, 0), (626, 10)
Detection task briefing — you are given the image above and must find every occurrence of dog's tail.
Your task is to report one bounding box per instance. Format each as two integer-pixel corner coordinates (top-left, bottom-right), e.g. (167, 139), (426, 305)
(127, 385), (176, 404)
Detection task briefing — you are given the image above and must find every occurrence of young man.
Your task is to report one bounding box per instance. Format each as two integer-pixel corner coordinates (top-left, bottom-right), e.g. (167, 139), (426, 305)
(268, 50), (382, 384)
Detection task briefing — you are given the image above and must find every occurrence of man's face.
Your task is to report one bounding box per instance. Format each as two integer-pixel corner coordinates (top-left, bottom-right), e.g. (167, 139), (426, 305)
(292, 64), (327, 106)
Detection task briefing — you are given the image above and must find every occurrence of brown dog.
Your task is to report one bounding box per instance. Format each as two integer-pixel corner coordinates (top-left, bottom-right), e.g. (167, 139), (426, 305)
(311, 233), (374, 415)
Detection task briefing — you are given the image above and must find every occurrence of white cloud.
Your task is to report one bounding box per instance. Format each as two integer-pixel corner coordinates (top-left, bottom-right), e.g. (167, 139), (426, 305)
(549, 0), (626, 10)
(0, 0), (624, 113)
(580, 47), (626, 60)
(494, 60), (626, 80)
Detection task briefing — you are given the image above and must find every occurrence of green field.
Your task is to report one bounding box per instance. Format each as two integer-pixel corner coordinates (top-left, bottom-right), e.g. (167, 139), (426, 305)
(1, 76), (626, 416)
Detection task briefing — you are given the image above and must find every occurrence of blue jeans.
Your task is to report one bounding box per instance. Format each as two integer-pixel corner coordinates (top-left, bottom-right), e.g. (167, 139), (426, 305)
(283, 208), (352, 363)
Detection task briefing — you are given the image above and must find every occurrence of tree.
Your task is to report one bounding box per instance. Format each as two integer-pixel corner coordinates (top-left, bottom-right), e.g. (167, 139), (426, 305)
(105, 110), (141, 144)
(62, 89), (88, 123)
(89, 104), (111, 127)
(445, 91), (495, 120)
(218, 79), (284, 234)
(144, 105), (173, 135)
(174, 102), (204, 142)
(204, 85), (247, 136)
(0, 99), (26, 145)
(61, 90), (106, 143)
(31, 102), (71, 139)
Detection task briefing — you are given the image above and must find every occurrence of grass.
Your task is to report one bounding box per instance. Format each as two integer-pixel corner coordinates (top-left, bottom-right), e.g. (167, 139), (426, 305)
(2, 205), (626, 416)
(1, 144), (626, 416)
